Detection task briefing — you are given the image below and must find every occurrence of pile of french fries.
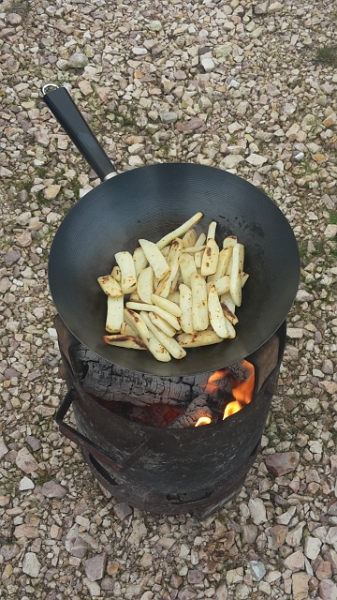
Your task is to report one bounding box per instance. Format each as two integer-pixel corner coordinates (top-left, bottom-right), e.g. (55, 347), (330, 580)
(97, 212), (248, 363)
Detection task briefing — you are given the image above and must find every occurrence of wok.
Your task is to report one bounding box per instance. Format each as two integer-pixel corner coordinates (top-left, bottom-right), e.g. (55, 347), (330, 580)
(42, 85), (300, 377)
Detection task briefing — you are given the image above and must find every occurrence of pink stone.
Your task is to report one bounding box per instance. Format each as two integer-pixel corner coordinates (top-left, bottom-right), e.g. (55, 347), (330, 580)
(265, 452), (300, 476)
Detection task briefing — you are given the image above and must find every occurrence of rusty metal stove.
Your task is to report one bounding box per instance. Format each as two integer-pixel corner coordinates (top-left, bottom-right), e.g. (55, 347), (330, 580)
(54, 316), (286, 518)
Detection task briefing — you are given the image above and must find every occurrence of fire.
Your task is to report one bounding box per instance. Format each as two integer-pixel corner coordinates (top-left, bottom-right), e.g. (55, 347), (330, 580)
(204, 369), (230, 395)
(195, 416), (212, 427)
(223, 360), (255, 420)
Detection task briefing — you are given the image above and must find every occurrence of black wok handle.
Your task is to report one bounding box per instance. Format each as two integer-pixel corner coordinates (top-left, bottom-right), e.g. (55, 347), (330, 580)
(55, 387), (151, 473)
(42, 84), (117, 182)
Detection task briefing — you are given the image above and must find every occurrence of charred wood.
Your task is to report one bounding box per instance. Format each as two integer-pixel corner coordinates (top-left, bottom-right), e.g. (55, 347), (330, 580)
(169, 395), (213, 429)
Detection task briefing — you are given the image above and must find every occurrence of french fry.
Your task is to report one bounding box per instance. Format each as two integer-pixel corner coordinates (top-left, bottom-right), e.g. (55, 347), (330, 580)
(121, 321), (138, 336)
(126, 301), (180, 330)
(148, 311), (176, 337)
(220, 292), (236, 314)
(182, 245), (206, 253)
(161, 245), (170, 257)
(124, 308), (150, 345)
(224, 317), (236, 338)
(207, 221), (217, 241)
(141, 311), (186, 360)
(106, 295), (124, 333)
(151, 294), (182, 318)
(182, 228), (197, 248)
(111, 265), (121, 281)
(221, 302), (239, 326)
(208, 285), (230, 338)
(133, 246), (147, 275)
(230, 243), (245, 306)
(115, 251), (137, 294)
(147, 331), (171, 362)
(137, 266), (154, 304)
(129, 291), (141, 302)
(139, 239), (170, 282)
(201, 237), (219, 277)
(179, 283), (193, 334)
(242, 272), (249, 287)
(177, 330), (223, 347)
(156, 212), (203, 250)
(207, 247), (232, 283)
(206, 275), (230, 296)
(194, 232), (207, 269)
(191, 272), (209, 331)
(97, 275), (123, 298)
(167, 291), (181, 304)
(223, 236), (237, 249)
(155, 268), (174, 298)
(103, 334), (147, 350)
(179, 253), (197, 287)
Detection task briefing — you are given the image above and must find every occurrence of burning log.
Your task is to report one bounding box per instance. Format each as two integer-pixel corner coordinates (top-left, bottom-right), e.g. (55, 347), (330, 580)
(76, 347), (192, 406)
(168, 395), (213, 429)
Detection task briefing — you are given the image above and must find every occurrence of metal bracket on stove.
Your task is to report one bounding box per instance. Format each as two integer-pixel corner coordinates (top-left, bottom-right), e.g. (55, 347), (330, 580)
(55, 388), (151, 473)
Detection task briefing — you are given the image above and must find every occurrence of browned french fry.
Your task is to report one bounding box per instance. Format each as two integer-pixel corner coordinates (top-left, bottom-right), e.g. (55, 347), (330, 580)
(139, 239), (170, 282)
(223, 236), (237, 249)
(221, 302), (239, 326)
(97, 275), (123, 298)
(182, 228), (197, 248)
(103, 334), (147, 350)
(182, 245), (206, 253)
(147, 331), (171, 362)
(126, 301), (180, 330)
(200, 238), (219, 277)
(106, 295), (124, 333)
(155, 268), (173, 298)
(230, 243), (245, 306)
(124, 308), (150, 345)
(141, 311), (186, 360)
(121, 321), (138, 336)
(111, 265), (121, 281)
(191, 272), (209, 331)
(220, 292), (236, 314)
(156, 212), (204, 250)
(177, 330), (223, 347)
(129, 291), (141, 302)
(206, 275), (230, 296)
(208, 285), (230, 338)
(115, 251), (137, 294)
(179, 283), (193, 334)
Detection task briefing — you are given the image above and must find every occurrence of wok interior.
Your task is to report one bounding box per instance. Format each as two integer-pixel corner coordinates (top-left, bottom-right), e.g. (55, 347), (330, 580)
(49, 164), (299, 376)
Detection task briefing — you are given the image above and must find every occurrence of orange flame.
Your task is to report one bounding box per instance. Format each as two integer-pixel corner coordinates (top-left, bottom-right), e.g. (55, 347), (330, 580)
(195, 416), (212, 427)
(204, 369), (230, 395)
(223, 360), (255, 420)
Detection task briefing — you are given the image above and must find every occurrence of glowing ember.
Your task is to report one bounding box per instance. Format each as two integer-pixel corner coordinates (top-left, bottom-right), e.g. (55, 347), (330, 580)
(195, 416), (212, 427)
(223, 360), (255, 420)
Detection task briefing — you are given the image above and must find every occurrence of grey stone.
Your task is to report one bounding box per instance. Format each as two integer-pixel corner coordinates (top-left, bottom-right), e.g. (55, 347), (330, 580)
(7, 12), (22, 25)
(41, 480), (67, 498)
(249, 561), (266, 581)
(114, 502), (133, 520)
(15, 447), (39, 474)
(0, 278), (11, 293)
(68, 52), (88, 68)
(19, 476), (35, 491)
(0, 436), (9, 460)
(160, 111), (178, 123)
(3, 249), (21, 267)
(265, 452), (300, 476)
(201, 57), (215, 72)
(22, 552), (41, 577)
(248, 498), (267, 525)
(84, 553), (107, 582)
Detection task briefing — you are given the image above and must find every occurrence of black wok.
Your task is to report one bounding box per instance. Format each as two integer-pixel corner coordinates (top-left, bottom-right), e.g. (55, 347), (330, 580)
(43, 85), (300, 377)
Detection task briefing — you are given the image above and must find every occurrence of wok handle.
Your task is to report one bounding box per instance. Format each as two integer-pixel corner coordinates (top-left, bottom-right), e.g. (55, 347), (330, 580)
(42, 84), (117, 182)
(55, 387), (150, 473)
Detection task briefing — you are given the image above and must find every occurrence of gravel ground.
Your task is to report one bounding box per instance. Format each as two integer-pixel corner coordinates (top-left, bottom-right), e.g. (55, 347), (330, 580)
(1, 0), (337, 598)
